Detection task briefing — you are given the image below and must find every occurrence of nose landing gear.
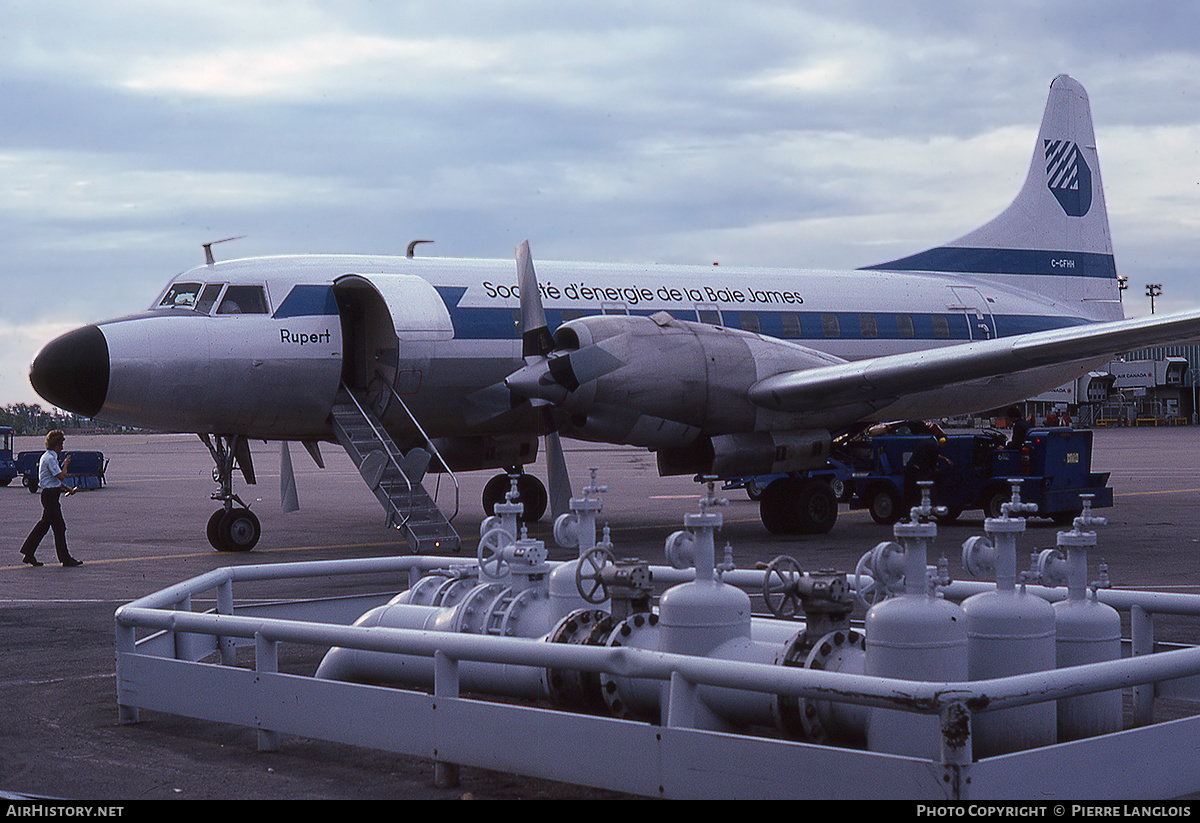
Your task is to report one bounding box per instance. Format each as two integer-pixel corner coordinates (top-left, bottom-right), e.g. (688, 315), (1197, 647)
(201, 434), (261, 552)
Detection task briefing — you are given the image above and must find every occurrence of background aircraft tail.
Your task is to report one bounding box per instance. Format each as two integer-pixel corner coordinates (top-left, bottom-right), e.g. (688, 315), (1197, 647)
(861, 74), (1123, 321)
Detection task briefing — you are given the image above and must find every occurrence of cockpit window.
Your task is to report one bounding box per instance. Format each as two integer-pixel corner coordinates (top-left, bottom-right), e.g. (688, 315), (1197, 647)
(216, 285), (269, 315)
(159, 283), (203, 309)
(194, 284), (224, 315)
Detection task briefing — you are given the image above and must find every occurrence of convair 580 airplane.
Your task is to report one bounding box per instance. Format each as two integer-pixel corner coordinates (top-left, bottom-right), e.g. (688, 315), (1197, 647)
(29, 75), (1200, 551)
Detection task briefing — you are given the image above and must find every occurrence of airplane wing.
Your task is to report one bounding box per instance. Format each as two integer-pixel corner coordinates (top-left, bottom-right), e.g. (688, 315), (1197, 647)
(748, 309), (1200, 414)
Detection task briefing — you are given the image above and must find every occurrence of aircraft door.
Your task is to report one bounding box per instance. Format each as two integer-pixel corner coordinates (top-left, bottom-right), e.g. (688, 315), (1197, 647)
(333, 276), (400, 396)
(948, 287), (996, 340)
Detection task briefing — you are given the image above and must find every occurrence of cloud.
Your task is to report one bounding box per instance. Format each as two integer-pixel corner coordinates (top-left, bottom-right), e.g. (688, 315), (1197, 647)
(3, 1), (1200, 406)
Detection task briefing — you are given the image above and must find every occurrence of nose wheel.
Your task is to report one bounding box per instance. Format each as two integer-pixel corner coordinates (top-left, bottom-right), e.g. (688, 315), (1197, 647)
(201, 433), (262, 552)
(207, 506), (261, 552)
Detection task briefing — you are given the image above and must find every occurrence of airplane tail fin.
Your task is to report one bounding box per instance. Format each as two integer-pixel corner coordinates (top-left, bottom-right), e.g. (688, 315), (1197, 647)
(861, 74), (1123, 321)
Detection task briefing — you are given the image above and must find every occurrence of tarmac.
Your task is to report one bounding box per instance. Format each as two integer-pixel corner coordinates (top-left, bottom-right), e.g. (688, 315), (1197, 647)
(2, 426), (1200, 800)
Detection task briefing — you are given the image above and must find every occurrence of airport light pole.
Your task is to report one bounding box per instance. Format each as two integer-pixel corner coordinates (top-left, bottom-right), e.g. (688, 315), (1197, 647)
(1147, 283), (1162, 314)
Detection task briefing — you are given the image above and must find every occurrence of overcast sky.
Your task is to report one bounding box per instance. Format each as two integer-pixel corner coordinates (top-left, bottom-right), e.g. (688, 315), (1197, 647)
(3, 1), (1200, 405)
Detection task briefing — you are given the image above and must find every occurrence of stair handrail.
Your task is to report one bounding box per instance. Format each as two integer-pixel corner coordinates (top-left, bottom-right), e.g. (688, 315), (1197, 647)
(381, 375), (461, 524)
(337, 383), (413, 530)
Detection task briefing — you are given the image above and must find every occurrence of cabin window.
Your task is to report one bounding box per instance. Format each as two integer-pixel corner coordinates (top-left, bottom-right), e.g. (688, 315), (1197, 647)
(780, 313), (801, 338)
(740, 312), (761, 333)
(932, 314), (950, 339)
(896, 314), (915, 338)
(216, 285), (269, 315)
(159, 283), (203, 309)
(821, 314), (840, 338)
(859, 314), (878, 338)
(697, 309), (721, 325)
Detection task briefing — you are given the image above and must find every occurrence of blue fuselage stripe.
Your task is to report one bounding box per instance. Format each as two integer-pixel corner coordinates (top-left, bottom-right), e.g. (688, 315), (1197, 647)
(860, 247), (1117, 279)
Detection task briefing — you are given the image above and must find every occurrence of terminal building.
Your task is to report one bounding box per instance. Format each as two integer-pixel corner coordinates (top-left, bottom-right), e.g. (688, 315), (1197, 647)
(1016, 345), (1200, 427)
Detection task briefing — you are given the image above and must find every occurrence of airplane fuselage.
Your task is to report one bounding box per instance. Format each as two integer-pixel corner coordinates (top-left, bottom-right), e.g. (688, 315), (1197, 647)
(45, 252), (1111, 456)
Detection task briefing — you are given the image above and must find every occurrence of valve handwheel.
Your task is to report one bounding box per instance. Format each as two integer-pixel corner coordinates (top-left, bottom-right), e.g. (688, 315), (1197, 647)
(763, 555), (804, 619)
(477, 527), (514, 580)
(575, 546), (615, 604)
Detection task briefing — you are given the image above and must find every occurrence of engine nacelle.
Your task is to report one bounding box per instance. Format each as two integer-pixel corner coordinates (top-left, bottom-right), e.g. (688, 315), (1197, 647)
(430, 435), (539, 472)
(655, 430), (831, 477)
(549, 312), (845, 450)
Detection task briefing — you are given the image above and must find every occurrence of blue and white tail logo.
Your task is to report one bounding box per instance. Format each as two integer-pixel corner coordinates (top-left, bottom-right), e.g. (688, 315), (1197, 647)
(1044, 139), (1092, 217)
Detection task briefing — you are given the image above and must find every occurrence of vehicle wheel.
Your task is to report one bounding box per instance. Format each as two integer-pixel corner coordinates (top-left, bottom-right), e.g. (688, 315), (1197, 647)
(830, 477), (853, 503)
(760, 477), (801, 534)
(214, 507), (260, 552)
(866, 484), (901, 525)
(983, 485), (1011, 519)
(796, 480), (838, 534)
(25, 477), (38, 493)
(746, 481), (764, 501)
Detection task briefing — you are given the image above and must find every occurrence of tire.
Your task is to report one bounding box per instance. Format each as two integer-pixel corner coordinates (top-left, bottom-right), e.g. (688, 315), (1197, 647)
(866, 483), (901, 525)
(796, 480), (838, 534)
(482, 473), (511, 516)
(983, 484), (1011, 519)
(515, 474), (548, 523)
(760, 477), (801, 534)
(215, 507), (260, 552)
(206, 510), (226, 550)
(482, 472), (547, 523)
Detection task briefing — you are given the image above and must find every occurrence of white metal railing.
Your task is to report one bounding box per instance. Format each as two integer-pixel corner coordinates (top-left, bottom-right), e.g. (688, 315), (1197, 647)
(113, 555), (1200, 799)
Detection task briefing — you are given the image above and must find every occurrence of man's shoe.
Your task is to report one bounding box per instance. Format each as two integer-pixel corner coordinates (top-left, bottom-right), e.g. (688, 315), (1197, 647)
(62, 557), (82, 568)
(21, 554), (43, 567)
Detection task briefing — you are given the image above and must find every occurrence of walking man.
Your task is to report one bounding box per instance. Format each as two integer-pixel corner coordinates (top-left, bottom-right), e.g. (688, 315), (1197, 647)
(20, 430), (83, 567)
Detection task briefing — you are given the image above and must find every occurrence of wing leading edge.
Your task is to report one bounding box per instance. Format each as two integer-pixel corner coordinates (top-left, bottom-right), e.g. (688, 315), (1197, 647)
(748, 309), (1200, 416)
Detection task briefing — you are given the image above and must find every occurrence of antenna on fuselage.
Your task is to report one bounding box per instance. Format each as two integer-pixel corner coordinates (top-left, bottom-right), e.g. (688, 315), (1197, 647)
(406, 239), (434, 258)
(202, 236), (247, 265)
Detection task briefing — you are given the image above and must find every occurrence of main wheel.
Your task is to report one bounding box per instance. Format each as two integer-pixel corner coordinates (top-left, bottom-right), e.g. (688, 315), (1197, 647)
(481, 472), (547, 523)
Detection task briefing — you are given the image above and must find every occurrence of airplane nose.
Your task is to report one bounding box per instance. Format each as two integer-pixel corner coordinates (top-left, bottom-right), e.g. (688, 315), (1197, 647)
(29, 325), (110, 418)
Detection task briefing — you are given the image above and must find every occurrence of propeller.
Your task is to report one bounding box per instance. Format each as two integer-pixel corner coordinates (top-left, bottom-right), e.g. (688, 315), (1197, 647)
(463, 242), (623, 425)
(513, 240), (573, 518)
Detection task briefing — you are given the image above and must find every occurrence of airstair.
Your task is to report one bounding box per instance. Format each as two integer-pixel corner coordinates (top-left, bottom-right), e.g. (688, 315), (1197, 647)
(331, 384), (461, 554)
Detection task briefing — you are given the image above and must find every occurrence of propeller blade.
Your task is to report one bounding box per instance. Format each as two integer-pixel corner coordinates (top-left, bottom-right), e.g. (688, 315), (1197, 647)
(517, 240), (555, 362)
(280, 441), (300, 513)
(463, 380), (521, 427)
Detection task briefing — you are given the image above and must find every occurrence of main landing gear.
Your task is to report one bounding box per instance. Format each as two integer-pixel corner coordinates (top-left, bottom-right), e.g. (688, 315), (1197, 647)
(758, 476), (838, 535)
(202, 434), (261, 552)
(482, 469), (548, 523)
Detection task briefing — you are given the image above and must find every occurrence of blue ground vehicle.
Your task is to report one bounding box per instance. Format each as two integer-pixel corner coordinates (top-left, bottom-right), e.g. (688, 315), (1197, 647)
(0, 427), (15, 486)
(849, 427), (1112, 525)
(17, 449), (108, 492)
(723, 425), (1112, 532)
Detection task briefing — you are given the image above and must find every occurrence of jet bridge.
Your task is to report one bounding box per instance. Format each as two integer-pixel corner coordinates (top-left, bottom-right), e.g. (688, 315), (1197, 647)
(114, 474), (1200, 800)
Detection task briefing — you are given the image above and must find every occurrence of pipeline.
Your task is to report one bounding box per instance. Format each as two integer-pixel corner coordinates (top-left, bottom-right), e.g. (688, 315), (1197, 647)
(315, 473), (1128, 757)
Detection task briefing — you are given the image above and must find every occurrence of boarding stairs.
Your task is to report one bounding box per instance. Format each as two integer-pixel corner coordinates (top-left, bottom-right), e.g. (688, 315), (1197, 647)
(331, 384), (461, 554)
